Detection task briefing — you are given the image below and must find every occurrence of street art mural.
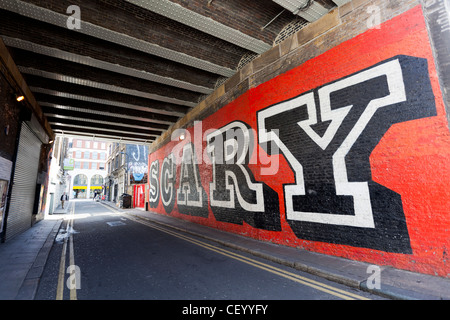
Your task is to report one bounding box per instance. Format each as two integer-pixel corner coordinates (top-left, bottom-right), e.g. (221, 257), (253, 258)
(128, 144), (148, 184)
(148, 6), (450, 276)
(257, 55), (436, 253)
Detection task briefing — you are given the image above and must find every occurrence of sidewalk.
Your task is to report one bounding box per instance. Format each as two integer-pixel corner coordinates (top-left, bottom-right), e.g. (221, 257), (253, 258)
(102, 201), (450, 300)
(0, 217), (62, 300)
(0, 201), (74, 299)
(52, 201), (72, 214)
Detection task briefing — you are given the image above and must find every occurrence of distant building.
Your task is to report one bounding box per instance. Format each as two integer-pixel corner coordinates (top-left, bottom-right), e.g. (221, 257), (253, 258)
(67, 138), (108, 199)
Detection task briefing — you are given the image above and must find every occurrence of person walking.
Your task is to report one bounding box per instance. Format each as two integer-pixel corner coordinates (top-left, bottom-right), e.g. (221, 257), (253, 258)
(60, 192), (68, 209)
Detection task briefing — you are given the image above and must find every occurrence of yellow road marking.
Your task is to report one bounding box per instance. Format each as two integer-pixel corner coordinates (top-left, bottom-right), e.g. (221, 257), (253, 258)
(55, 229), (67, 300)
(124, 213), (370, 300)
(69, 229), (77, 300)
(56, 202), (77, 300)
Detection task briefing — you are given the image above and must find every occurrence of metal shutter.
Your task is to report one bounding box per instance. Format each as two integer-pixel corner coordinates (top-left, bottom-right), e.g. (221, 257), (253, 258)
(6, 123), (41, 241)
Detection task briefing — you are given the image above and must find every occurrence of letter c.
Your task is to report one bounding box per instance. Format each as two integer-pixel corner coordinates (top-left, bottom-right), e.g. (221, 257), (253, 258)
(226, 305), (234, 315)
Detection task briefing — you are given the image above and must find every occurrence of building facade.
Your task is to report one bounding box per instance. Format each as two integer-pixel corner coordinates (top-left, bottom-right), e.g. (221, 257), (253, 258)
(106, 143), (148, 207)
(68, 138), (107, 199)
(106, 142), (125, 203)
(44, 136), (69, 214)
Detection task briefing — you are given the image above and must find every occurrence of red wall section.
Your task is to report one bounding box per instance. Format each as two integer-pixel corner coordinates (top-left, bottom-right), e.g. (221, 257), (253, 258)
(148, 6), (450, 277)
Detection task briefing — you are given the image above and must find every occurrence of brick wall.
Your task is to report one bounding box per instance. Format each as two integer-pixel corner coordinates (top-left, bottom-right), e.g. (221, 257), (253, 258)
(147, 0), (450, 278)
(0, 74), (21, 162)
(0, 74), (19, 237)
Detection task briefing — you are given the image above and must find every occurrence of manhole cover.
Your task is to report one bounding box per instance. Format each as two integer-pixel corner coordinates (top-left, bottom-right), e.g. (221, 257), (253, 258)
(106, 221), (126, 227)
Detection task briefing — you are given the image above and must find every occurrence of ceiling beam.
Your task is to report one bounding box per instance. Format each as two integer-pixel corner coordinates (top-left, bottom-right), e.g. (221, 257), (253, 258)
(40, 103), (174, 128)
(47, 118), (161, 138)
(35, 95), (181, 124)
(19, 66), (202, 106)
(51, 127), (155, 144)
(43, 107), (169, 132)
(331, 0), (351, 6)
(272, 0), (330, 22)
(2, 36), (210, 101)
(0, 0), (236, 77)
(31, 87), (188, 117)
(53, 132), (153, 145)
(45, 113), (164, 133)
(22, 69), (198, 108)
(126, 0), (272, 54)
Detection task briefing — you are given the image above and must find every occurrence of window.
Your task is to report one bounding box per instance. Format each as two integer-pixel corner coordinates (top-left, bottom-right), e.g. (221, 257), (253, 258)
(92, 151), (98, 160)
(76, 140), (82, 147)
(100, 152), (106, 160)
(91, 174), (104, 186)
(84, 151), (90, 159)
(75, 161), (81, 169)
(85, 141), (90, 148)
(93, 142), (98, 149)
(101, 143), (106, 149)
(73, 174), (87, 186)
(75, 151), (82, 158)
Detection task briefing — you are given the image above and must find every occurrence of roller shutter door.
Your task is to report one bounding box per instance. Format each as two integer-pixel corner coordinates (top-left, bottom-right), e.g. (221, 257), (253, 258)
(6, 123), (41, 241)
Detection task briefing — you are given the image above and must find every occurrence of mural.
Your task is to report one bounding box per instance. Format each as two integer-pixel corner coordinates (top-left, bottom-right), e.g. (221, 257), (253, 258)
(206, 122), (281, 231)
(257, 55), (436, 253)
(148, 6), (450, 276)
(127, 144), (148, 184)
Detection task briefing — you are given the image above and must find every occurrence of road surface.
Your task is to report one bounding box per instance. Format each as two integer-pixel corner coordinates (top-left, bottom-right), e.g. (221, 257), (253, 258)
(35, 200), (384, 303)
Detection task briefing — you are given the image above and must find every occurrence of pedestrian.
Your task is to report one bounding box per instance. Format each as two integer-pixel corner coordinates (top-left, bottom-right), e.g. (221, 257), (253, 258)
(60, 192), (68, 209)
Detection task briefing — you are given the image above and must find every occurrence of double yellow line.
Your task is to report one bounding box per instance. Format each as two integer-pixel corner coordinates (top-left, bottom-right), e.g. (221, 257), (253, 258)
(124, 213), (370, 300)
(56, 202), (78, 300)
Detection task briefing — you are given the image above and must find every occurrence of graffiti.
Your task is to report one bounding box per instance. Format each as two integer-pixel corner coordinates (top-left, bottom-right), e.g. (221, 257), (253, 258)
(149, 55), (437, 253)
(206, 121), (280, 230)
(176, 143), (208, 217)
(160, 153), (176, 214)
(148, 160), (159, 208)
(146, 6), (450, 276)
(258, 55), (436, 252)
(127, 144), (148, 183)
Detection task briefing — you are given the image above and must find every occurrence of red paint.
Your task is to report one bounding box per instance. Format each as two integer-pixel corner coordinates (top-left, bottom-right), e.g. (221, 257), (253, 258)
(149, 6), (450, 277)
(133, 184), (146, 208)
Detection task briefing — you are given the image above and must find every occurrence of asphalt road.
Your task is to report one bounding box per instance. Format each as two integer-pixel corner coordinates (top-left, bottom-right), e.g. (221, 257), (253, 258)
(35, 200), (383, 302)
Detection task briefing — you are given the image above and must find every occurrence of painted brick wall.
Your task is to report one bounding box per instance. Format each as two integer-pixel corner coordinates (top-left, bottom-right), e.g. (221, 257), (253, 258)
(148, 2), (450, 278)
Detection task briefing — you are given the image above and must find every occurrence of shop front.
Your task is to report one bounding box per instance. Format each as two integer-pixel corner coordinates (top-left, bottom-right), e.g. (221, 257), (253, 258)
(73, 186), (87, 199)
(73, 174), (88, 199)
